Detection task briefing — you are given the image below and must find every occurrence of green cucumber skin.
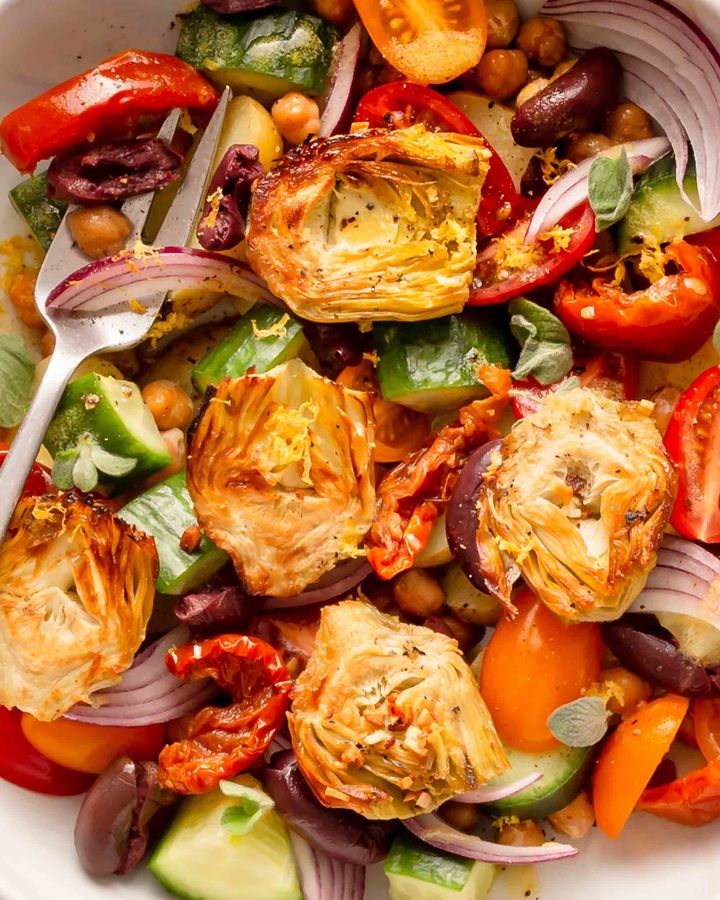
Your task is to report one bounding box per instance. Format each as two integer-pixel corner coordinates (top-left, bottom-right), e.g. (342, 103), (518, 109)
(9, 172), (67, 251)
(385, 833), (474, 890)
(118, 472), (228, 595)
(192, 305), (307, 393)
(485, 745), (595, 820)
(177, 6), (337, 98)
(375, 312), (513, 413)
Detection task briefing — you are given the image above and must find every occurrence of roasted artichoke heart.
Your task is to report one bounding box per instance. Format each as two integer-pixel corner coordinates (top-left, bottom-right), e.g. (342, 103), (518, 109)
(288, 600), (507, 819)
(0, 493), (157, 721)
(475, 388), (677, 622)
(246, 125), (489, 322)
(188, 359), (376, 597)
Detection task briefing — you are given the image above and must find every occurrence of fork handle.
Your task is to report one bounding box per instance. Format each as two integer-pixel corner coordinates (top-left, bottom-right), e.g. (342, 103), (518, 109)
(0, 347), (84, 543)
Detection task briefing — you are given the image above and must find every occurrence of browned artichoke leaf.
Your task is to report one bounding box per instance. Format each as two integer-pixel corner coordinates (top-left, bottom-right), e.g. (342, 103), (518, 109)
(188, 359), (376, 597)
(0, 493), (158, 720)
(246, 125), (489, 323)
(475, 388), (677, 621)
(289, 600), (507, 819)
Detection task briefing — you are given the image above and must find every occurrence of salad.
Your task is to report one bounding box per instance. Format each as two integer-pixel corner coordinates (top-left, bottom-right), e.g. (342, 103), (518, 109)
(1, 0), (720, 898)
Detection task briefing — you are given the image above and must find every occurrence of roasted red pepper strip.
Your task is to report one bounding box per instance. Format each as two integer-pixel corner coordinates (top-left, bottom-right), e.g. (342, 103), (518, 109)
(158, 634), (292, 794)
(637, 759), (720, 826)
(469, 202), (596, 306)
(354, 82), (524, 238)
(0, 50), (218, 173)
(554, 241), (720, 362)
(366, 368), (511, 580)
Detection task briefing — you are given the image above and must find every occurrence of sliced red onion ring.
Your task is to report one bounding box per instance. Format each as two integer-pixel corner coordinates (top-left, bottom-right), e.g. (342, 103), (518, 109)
(405, 815), (578, 864)
(46, 245), (278, 314)
(289, 832), (365, 900)
(454, 772), (543, 804)
(319, 22), (362, 138)
(525, 136), (669, 242)
(64, 626), (216, 726)
(540, 0), (720, 220)
(259, 558), (372, 610)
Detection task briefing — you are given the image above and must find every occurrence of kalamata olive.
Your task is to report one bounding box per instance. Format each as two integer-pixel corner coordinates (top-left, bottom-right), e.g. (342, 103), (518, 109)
(74, 757), (175, 876)
(302, 321), (365, 375)
(511, 47), (623, 148)
(265, 751), (397, 865)
(175, 583), (249, 631)
(520, 154), (549, 199)
(196, 144), (264, 251)
(602, 616), (718, 698)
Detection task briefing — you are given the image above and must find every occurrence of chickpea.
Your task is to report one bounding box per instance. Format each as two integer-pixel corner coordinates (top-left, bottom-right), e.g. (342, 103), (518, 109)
(650, 386), (681, 435)
(516, 16), (568, 67)
(476, 49), (529, 100)
(485, 0), (520, 49)
(272, 93), (321, 146)
(548, 791), (595, 839)
(563, 132), (615, 164)
(496, 819), (545, 846)
(67, 205), (131, 259)
(7, 268), (43, 328)
(142, 380), (194, 432)
(392, 569), (445, 618)
(516, 77), (550, 108)
(440, 802), (480, 833)
(442, 614), (483, 652)
(145, 428), (186, 487)
(603, 101), (654, 143)
(599, 666), (651, 716)
(307, 0), (353, 26)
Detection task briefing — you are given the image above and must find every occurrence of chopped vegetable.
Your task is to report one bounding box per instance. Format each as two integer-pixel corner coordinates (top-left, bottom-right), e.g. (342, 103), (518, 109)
(638, 759), (720, 827)
(196, 144), (263, 251)
(9, 171), (67, 250)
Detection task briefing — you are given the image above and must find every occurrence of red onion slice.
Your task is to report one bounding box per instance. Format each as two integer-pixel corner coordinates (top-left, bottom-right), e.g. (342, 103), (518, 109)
(525, 136), (669, 242)
(454, 771), (543, 804)
(259, 558), (372, 610)
(319, 23), (362, 138)
(289, 832), (365, 900)
(46, 245), (278, 315)
(404, 815), (578, 864)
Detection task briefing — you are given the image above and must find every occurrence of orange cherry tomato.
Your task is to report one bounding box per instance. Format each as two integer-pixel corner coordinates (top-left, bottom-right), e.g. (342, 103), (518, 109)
(694, 698), (720, 762)
(20, 715), (165, 774)
(351, 0), (487, 85)
(337, 361), (431, 463)
(479, 588), (602, 752)
(593, 693), (689, 839)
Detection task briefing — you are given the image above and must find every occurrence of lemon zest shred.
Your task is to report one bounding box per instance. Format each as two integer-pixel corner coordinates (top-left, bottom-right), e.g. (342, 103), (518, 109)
(252, 313), (290, 339)
(128, 298), (147, 314)
(537, 147), (575, 185)
(539, 224), (577, 254)
(200, 187), (224, 232)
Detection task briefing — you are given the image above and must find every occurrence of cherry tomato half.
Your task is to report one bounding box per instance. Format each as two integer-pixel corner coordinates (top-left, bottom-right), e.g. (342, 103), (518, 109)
(479, 588), (602, 752)
(20, 715), (166, 775)
(664, 366), (720, 543)
(0, 707), (93, 795)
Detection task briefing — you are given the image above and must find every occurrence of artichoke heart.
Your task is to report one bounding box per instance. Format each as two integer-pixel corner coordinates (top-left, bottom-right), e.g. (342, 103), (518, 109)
(0, 493), (157, 721)
(475, 388), (677, 622)
(289, 600), (507, 819)
(187, 359), (376, 597)
(246, 125), (489, 322)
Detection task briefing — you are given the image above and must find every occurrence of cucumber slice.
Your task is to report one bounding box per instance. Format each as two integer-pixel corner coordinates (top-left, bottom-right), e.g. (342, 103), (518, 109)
(149, 775), (301, 900)
(385, 833), (496, 900)
(375, 312), (513, 415)
(44, 373), (171, 489)
(10, 171), (67, 251)
(616, 154), (720, 255)
(193, 305), (312, 393)
(483, 744), (594, 820)
(177, 6), (337, 101)
(118, 471), (229, 596)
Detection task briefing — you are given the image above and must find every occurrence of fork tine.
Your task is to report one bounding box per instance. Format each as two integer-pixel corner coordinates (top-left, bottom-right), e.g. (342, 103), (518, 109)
(154, 86), (231, 247)
(122, 107), (182, 243)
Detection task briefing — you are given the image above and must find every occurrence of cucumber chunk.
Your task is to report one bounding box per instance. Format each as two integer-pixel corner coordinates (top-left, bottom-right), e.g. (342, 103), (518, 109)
(10, 171), (67, 251)
(118, 471), (228, 595)
(483, 744), (594, 820)
(44, 373), (171, 490)
(149, 775), (301, 900)
(616, 154), (720, 255)
(177, 6), (337, 101)
(193, 305), (312, 393)
(385, 833), (496, 900)
(375, 312), (513, 415)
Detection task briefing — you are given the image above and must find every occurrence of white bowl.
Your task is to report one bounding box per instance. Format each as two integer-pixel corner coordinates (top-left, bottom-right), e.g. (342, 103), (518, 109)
(1, 1), (720, 898)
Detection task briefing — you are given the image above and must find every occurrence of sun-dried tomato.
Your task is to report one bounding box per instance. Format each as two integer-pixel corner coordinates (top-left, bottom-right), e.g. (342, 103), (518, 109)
(158, 634), (292, 794)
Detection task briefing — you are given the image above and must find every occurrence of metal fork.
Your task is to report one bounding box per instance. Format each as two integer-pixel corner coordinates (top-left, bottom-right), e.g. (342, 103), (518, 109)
(0, 86), (231, 541)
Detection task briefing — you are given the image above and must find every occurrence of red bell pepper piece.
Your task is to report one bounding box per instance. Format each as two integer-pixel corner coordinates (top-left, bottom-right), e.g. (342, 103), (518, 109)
(637, 758), (720, 827)
(0, 50), (219, 173)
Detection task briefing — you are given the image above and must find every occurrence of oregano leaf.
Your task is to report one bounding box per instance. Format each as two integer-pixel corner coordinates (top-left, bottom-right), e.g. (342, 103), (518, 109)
(588, 148), (633, 231)
(547, 695), (611, 747)
(509, 298), (573, 385)
(0, 333), (35, 428)
(91, 443), (137, 477)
